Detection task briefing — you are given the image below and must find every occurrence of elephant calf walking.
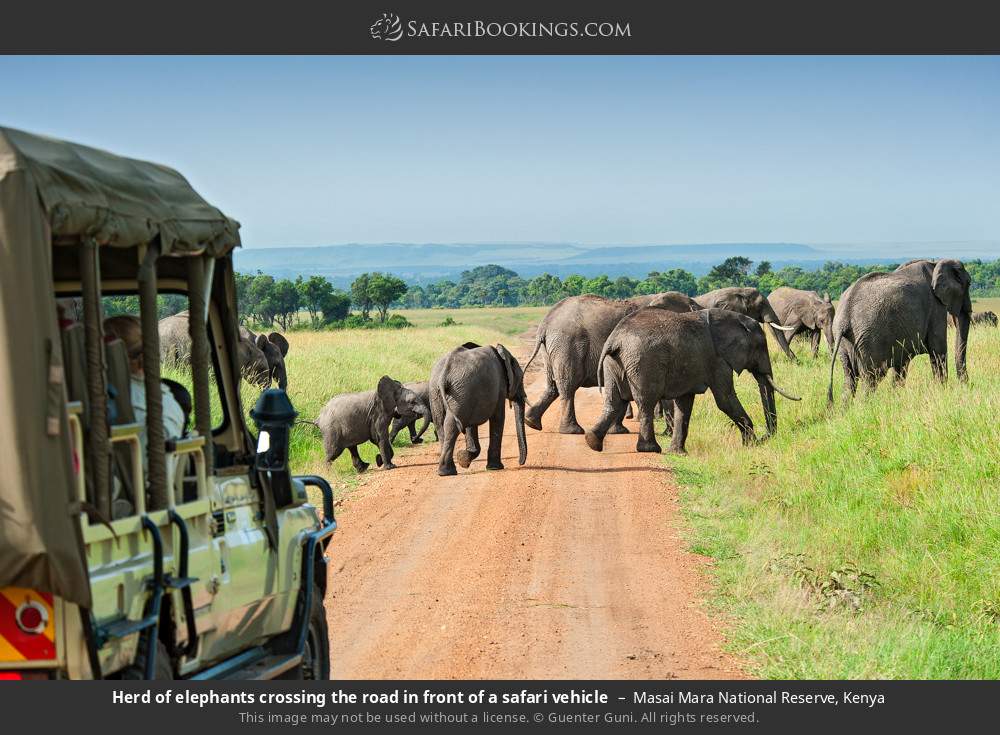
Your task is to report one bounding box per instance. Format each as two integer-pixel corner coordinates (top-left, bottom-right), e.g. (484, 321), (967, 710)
(430, 343), (528, 476)
(388, 381), (435, 445)
(318, 376), (427, 472)
(586, 308), (800, 455)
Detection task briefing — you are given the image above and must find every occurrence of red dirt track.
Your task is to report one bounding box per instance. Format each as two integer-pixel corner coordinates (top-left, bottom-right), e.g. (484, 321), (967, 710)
(324, 332), (744, 679)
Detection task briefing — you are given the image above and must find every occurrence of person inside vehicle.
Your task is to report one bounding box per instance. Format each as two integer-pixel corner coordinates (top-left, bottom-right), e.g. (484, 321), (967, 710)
(103, 315), (187, 468)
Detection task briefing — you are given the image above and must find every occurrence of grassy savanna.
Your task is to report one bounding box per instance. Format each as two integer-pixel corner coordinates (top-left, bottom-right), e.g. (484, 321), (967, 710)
(668, 296), (1000, 678)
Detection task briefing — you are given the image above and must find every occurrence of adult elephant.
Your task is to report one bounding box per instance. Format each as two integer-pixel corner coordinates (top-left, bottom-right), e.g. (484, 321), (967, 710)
(767, 287), (835, 359)
(586, 308), (800, 455)
(237, 326), (289, 390)
(522, 292), (689, 435)
(430, 343), (528, 476)
(158, 311), (290, 390)
(828, 259), (971, 401)
(694, 287), (797, 361)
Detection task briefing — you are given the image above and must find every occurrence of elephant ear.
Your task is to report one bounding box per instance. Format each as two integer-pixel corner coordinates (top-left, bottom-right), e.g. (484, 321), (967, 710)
(801, 302), (818, 330)
(494, 344), (518, 400)
(254, 333), (269, 351)
(268, 332), (290, 357)
(823, 292), (832, 304)
(706, 311), (753, 374)
(931, 260), (972, 317)
(460, 341), (481, 350)
(376, 375), (399, 420)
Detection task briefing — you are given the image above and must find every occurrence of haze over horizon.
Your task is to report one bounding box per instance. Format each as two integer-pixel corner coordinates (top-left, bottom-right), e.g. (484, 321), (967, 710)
(1, 56), (997, 249)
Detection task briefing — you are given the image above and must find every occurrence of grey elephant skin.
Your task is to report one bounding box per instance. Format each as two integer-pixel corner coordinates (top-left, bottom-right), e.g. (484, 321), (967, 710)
(318, 376), (426, 472)
(389, 381), (434, 444)
(430, 343), (528, 476)
(158, 311), (290, 390)
(694, 287), (797, 361)
(586, 307), (800, 455)
(828, 259), (972, 401)
(767, 287), (835, 359)
(522, 292), (696, 435)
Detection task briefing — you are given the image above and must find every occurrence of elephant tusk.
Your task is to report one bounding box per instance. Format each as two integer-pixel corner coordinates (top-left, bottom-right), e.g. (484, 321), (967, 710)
(769, 323), (797, 332)
(767, 375), (801, 401)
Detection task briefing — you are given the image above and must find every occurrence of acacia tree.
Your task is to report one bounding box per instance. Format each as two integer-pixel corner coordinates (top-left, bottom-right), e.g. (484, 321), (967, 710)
(350, 273), (373, 320)
(366, 272), (408, 323)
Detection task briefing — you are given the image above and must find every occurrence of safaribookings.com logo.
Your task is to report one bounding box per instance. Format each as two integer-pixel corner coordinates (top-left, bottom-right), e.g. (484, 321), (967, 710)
(370, 13), (631, 42)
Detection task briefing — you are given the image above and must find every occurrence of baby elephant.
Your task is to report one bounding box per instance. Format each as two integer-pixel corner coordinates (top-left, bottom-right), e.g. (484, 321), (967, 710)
(389, 381), (434, 445)
(430, 343), (528, 476)
(318, 376), (427, 472)
(587, 307), (800, 455)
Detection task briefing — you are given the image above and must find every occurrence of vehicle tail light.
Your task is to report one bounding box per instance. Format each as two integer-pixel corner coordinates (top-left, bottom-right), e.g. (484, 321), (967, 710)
(0, 589), (56, 663)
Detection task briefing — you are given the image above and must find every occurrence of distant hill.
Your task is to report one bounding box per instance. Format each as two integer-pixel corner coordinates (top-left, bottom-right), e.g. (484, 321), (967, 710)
(234, 241), (999, 287)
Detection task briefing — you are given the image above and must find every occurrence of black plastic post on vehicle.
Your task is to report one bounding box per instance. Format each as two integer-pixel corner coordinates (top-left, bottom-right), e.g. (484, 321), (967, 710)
(167, 510), (199, 657)
(295, 475), (336, 525)
(140, 516), (165, 680)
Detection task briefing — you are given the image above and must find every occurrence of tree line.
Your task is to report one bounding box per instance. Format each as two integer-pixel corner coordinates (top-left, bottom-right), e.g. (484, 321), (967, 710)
(185, 257), (1000, 329)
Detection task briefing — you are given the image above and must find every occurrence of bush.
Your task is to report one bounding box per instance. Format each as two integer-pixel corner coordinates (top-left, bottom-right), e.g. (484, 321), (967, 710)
(383, 314), (413, 329)
(439, 316), (459, 327)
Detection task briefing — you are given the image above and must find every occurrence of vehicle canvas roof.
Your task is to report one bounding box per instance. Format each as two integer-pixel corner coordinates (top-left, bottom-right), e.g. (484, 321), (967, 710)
(0, 128), (241, 608)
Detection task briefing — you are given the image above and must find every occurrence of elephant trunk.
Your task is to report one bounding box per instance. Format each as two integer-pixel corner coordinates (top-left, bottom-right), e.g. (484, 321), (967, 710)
(761, 301), (797, 360)
(955, 309), (971, 382)
(823, 321), (835, 354)
(513, 399), (528, 465)
(757, 377), (777, 437)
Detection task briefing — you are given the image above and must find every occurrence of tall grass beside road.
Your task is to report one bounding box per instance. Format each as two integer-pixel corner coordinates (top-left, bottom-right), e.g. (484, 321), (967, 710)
(667, 297), (1000, 678)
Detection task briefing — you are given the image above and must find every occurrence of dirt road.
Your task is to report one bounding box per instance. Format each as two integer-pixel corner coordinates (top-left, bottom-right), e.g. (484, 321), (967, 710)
(324, 334), (744, 679)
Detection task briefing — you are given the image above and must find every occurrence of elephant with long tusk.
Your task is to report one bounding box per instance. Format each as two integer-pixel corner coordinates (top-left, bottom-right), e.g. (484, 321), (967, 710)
(694, 286), (799, 361)
(586, 307), (800, 455)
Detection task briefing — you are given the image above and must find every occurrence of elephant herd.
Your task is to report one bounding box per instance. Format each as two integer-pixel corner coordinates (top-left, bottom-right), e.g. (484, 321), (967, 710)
(160, 258), (990, 478)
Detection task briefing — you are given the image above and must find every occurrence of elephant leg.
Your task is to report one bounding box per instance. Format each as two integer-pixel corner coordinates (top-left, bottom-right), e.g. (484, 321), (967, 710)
(558, 386), (585, 435)
(668, 394), (695, 454)
(326, 444), (344, 464)
(710, 374), (756, 445)
(376, 426), (396, 470)
(486, 403), (505, 470)
(524, 371), (558, 431)
(660, 398), (676, 436)
(893, 357), (911, 387)
(927, 328), (948, 383)
(861, 363), (888, 394)
(389, 416), (405, 444)
(411, 414), (431, 443)
(634, 399), (661, 453)
(456, 425), (480, 468)
(624, 402), (634, 419)
(437, 415), (460, 476)
(347, 445), (369, 473)
(584, 388), (627, 452)
(841, 347), (859, 398)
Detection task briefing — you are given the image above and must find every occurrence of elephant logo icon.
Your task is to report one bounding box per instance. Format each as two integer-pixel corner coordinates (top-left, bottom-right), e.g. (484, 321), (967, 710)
(370, 12), (403, 42)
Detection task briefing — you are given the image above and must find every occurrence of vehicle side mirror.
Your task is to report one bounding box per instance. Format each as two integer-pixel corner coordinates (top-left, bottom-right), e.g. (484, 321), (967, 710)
(250, 388), (297, 508)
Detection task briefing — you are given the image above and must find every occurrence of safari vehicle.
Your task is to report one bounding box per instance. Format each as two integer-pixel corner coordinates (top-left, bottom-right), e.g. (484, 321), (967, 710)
(0, 127), (335, 680)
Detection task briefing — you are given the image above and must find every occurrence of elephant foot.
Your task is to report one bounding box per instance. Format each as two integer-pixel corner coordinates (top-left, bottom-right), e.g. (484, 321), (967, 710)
(584, 431), (604, 452)
(354, 461), (370, 473)
(383, 462), (397, 470)
(636, 438), (662, 453)
(559, 422), (585, 435)
(485, 461), (504, 471)
(668, 445), (687, 455)
(374, 454), (383, 467)
(455, 449), (474, 468)
(607, 423), (630, 435)
(438, 464), (458, 477)
(410, 437), (423, 444)
(523, 413), (543, 431)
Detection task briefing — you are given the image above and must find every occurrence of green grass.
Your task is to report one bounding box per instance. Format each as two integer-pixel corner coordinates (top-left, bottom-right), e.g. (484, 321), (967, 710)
(666, 296), (1000, 678)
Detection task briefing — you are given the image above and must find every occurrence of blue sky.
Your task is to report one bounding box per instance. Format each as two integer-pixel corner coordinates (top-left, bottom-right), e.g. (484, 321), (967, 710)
(1, 56), (997, 248)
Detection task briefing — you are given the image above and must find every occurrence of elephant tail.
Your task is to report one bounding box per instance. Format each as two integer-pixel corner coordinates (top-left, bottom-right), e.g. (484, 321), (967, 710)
(520, 328), (546, 381)
(597, 337), (619, 394)
(827, 332), (845, 406)
(437, 377), (465, 434)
